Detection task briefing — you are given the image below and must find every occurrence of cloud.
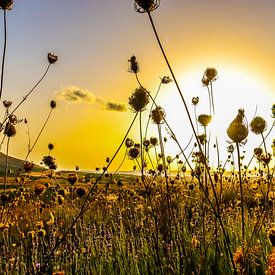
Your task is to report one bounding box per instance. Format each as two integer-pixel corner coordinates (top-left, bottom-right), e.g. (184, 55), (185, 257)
(105, 102), (127, 112)
(57, 85), (127, 112)
(57, 85), (96, 103)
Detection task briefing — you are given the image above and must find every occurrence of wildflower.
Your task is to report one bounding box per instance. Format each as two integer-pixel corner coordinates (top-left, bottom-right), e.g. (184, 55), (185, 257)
(42, 155), (57, 170)
(197, 114), (212, 127)
(34, 185), (46, 196)
(23, 161), (34, 173)
(166, 156), (172, 164)
(48, 53), (58, 64)
(57, 195), (64, 205)
(250, 116), (267, 134)
(128, 87), (150, 112)
(233, 247), (244, 267)
(48, 143), (54, 151)
(0, 0), (13, 10)
(134, 0), (160, 13)
(143, 139), (150, 148)
(150, 137), (158, 146)
(151, 106), (166, 124)
(191, 235), (200, 249)
(37, 229), (46, 238)
(268, 227), (275, 246)
(191, 96), (199, 105)
(4, 122), (16, 137)
(254, 147), (263, 156)
(204, 67), (218, 81)
(76, 187), (86, 198)
(227, 109), (249, 143)
(125, 137), (134, 148)
(128, 55), (139, 74)
(27, 231), (35, 240)
(50, 100), (56, 109)
(3, 100), (12, 108)
(67, 173), (78, 185)
(128, 147), (140, 160)
(272, 104), (275, 118)
(160, 76), (172, 84)
(198, 134), (206, 145)
(201, 76), (210, 86)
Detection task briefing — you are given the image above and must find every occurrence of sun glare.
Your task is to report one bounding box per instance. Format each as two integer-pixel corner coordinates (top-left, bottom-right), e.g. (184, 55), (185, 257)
(153, 66), (274, 168)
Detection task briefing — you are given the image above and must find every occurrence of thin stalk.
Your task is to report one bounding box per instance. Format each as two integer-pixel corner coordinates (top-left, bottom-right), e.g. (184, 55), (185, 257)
(236, 142), (245, 247)
(210, 81), (215, 115)
(207, 85), (212, 115)
(0, 10), (7, 99)
(3, 136), (10, 195)
(139, 111), (144, 181)
(23, 108), (54, 167)
(157, 123), (169, 191)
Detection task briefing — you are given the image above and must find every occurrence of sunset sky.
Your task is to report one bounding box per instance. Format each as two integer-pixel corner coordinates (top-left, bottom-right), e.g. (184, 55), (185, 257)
(1, 0), (274, 171)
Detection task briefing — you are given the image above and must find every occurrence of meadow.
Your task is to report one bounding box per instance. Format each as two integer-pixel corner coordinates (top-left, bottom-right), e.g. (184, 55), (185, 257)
(0, 0), (275, 274)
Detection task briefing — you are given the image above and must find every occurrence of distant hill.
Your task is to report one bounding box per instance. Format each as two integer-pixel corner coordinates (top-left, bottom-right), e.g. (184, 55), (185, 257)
(0, 153), (44, 175)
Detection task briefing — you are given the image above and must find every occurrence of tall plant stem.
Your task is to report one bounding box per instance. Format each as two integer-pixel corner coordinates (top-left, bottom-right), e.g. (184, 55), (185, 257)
(139, 111), (144, 181)
(210, 81), (215, 115)
(3, 136), (10, 195)
(157, 123), (169, 192)
(22, 108), (53, 167)
(207, 85), (212, 115)
(236, 142), (245, 246)
(0, 10), (7, 99)
(146, 11), (236, 273)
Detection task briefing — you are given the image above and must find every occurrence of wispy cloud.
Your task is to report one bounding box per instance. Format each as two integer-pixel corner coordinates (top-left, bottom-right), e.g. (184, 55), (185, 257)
(57, 85), (127, 112)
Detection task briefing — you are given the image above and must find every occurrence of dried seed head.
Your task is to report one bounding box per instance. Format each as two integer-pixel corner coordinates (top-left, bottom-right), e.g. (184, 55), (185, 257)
(201, 76), (210, 86)
(192, 96), (199, 105)
(128, 87), (150, 112)
(150, 137), (158, 146)
(151, 106), (165, 124)
(134, 0), (160, 13)
(0, 0), (13, 10)
(272, 104), (275, 118)
(4, 122), (16, 137)
(50, 100), (56, 109)
(76, 187), (86, 198)
(128, 147), (140, 160)
(227, 109), (248, 143)
(23, 161), (34, 173)
(125, 137), (134, 148)
(48, 53), (58, 64)
(204, 67), (218, 81)
(128, 55), (139, 74)
(67, 173), (78, 185)
(250, 116), (267, 134)
(197, 114), (212, 127)
(3, 100), (12, 108)
(160, 76), (172, 84)
(48, 143), (54, 151)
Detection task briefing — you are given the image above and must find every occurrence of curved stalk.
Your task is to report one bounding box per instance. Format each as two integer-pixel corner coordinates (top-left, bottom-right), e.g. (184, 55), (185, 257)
(0, 10), (7, 99)
(3, 136), (10, 195)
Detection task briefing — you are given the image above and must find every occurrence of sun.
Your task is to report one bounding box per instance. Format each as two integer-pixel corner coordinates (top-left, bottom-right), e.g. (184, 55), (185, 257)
(148, 66), (274, 169)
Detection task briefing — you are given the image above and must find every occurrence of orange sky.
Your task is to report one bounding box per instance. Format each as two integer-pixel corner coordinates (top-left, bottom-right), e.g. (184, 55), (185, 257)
(1, 1), (274, 171)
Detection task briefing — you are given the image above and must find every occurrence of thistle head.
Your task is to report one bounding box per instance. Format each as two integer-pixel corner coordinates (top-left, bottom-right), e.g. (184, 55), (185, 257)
(48, 53), (58, 64)
(67, 173), (78, 185)
(50, 100), (56, 109)
(125, 137), (134, 148)
(204, 67), (218, 81)
(150, 137), (158, 146)
(151, 106), (165, 124)
(250, 116), (267, 135)
(192, 96), (199, 105)
(227, 109), (249, 143)
(160, 76), (172, 84)
(3, 100), (12, 108)
(128, 55), (139, 74)
(128, 87), (150, 112)
(134, 0), (160, 13)
(0, 0), (13, 10)
(4, 122), (16, 137)
(197, 114), (212, 127)
(271, 104), (275, 118)
(127, 147), (140, 160)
